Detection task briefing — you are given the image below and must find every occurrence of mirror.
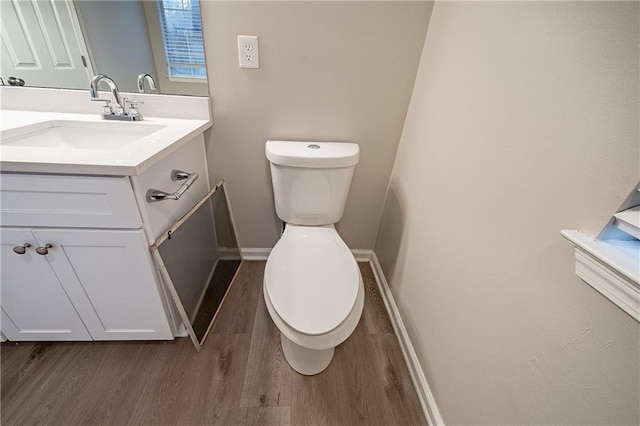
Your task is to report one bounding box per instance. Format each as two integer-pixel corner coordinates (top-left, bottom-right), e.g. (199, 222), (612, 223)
(0, 0), (208, 96)
(151, 182), (242, 351)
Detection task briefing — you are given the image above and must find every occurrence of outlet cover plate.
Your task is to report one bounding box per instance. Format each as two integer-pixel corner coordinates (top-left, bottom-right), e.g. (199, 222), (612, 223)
(238, 35), (259, 69)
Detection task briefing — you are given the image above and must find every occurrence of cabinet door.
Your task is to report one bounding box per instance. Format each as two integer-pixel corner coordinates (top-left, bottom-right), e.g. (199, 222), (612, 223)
(32, 228), (173, 340)
(0, 228), (91, 341)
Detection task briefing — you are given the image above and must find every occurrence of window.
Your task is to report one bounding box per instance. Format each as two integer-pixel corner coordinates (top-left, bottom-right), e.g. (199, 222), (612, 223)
(156, 0), (206, 80)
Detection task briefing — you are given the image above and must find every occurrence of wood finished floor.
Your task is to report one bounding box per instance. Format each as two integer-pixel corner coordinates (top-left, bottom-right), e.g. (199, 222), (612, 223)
(1, 261), (426, 426)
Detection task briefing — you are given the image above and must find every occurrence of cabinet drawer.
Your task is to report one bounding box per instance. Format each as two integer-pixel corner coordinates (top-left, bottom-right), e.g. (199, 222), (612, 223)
(0, 173), (142, 228)
(132, 135), (209, 241)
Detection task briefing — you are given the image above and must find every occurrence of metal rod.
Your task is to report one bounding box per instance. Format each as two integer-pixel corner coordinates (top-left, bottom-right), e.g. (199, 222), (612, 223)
(146, 172), (199, 202)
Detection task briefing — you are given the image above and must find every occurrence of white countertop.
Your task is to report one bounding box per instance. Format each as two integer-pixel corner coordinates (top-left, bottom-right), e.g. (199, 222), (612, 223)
(0, 110), (211, 176)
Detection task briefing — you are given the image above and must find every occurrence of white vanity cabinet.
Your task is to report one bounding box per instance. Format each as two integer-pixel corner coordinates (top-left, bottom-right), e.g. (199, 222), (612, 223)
(0, 134), (210, 342)
(0, 173), (175, 341)
(0, 167), (205, 341)
(0, 88), (213, 342)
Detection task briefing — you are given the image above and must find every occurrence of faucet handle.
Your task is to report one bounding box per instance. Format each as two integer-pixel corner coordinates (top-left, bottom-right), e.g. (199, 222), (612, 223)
(125, 98), (144, 107)
(123, 98), (144, 116)
(112, 97), (126, 115)
(91, 98), (112, 115)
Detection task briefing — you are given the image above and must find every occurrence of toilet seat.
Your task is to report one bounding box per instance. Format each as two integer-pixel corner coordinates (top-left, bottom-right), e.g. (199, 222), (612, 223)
(264, 224), (360, 336)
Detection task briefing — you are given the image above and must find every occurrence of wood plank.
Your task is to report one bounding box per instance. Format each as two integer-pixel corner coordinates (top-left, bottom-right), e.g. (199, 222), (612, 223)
(369, 334), (427, 425)
(3, 342), (145, 425)
(197, 334), (252, 424)
(124, 339), (204, 425)
(51, 342), (171, 425)
(0, 341), (38, 403)
(238, 406), (291, 426)
(288, 321), (372, 426)
(239, 286), (293, 408)
(359, 262), (395, 335)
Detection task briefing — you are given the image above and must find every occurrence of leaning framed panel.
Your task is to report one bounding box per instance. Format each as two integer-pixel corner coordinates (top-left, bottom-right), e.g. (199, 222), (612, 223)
(151, 181), (242, 351)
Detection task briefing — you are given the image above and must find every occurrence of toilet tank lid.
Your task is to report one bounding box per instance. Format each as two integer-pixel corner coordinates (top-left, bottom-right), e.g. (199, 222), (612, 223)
(266, 141), (359, 168)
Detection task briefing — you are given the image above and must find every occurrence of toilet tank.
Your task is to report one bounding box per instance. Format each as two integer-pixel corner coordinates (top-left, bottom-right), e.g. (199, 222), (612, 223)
(266, 141), (359, 226)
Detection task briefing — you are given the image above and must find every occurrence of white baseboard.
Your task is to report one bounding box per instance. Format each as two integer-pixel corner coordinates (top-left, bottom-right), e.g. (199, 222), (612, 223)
(351, 249), (374, 262)
(240, 247), (444, 425)
(240, 248), (271, 260)
(367, 252), (445, 426)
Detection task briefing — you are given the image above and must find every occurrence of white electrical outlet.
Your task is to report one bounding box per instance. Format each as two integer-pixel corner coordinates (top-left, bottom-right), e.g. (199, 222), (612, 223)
(238, 35), (259, 69)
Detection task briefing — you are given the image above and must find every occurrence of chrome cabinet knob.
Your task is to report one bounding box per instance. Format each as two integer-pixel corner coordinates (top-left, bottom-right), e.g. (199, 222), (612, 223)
(35, 244), (53, 255)
(12, 243), (31, 255)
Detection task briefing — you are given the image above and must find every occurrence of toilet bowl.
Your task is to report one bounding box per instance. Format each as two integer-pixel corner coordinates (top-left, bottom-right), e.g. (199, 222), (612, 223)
(264, 224), (364, 375)
(264, 140), (362, 375)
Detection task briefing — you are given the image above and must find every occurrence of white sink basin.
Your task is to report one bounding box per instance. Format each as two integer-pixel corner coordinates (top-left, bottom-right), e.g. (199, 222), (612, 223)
(1, 120), (165, 151)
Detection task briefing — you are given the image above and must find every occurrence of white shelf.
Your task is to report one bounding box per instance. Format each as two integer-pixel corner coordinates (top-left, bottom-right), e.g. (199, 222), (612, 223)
(561, 230), (639, 322)
(613, 205), (640, 240)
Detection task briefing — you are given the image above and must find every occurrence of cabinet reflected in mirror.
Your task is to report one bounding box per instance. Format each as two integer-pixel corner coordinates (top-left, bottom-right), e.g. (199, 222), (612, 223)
(0, 0), (208, 96)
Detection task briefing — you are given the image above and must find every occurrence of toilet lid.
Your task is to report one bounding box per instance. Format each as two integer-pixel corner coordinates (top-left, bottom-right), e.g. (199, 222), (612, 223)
(264, 225), (360, 336)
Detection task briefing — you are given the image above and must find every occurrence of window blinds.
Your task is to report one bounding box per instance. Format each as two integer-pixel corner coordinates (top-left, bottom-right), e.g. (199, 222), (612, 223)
(157, 0), (206, 79)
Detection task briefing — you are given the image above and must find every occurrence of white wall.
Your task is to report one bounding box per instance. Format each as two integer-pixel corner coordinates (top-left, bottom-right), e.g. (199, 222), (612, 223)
(200, 1), (432, 250)
(375, 2), (640, 424)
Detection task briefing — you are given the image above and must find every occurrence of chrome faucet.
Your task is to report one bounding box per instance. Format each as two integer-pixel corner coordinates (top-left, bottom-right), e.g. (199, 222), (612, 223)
(90, 74), (122, 108)
(90, 74), (143, 121)
(137, 73), (157, 93)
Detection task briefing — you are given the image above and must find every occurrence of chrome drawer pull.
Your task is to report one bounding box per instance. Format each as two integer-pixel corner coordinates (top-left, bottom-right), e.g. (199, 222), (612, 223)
(12, 243), (31, 255)
(146, 170), (199, 203)
(35, 244), (53, 255)
(171, 169), (191, 181)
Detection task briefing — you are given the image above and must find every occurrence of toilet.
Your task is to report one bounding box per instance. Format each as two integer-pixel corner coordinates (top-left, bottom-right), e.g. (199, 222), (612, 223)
(264, 140), (364, 375)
